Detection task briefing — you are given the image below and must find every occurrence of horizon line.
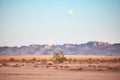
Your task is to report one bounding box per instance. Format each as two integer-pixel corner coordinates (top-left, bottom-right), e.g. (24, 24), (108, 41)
(0, 41), (120, 47)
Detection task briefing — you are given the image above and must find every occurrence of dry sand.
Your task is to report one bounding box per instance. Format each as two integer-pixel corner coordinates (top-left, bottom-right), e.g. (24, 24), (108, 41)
(0, 67), (120, 80)
(0, 61), (120, 80)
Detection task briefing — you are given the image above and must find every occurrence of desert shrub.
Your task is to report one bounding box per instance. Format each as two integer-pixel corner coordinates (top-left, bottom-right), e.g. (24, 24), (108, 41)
(88, 65), (92, 67)
(106, 67), (113, 70)
(20, 64), (24, 66)
(52, 50), (67, 63)
(34, 65), (38, 68)
(22, 58), (26, 61)
(9, 58), (15, 62)
(78, 68), (83, 71)
(2, 62), (9, 66)
(106, 67), (117, 71)
(46, 65), (50, 68)
(12, 64), (19, 67)
(40, 59), (47, 64)
(68, 58), (72, 63)
(64, 61), (69, 64)
(31, 58), (37, 61)
(46, 61), (54, 68)
(59, 64), (70, 69)
(30, 58), (37, 63)
(59, 65), (63, 68)
(96, 69), (103, 71)
(118, 58), (120, 61)
(97, 65), (102, 68)
(64, 64), (70, 68)
(55, 66), (58, 69)
(70, 67), (83, 71)
(64, 61), (70, 68)
(47, 61), (54, 65)
(73, 59), (77, 64)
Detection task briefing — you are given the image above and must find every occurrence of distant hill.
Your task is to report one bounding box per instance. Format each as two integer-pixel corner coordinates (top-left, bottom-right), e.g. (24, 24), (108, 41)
(0, 41), (120, 56)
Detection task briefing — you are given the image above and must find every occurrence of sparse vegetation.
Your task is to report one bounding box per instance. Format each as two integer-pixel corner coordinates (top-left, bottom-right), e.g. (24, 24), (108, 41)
(0, 55), (120, 72)
(12, 64), (21, 67)
(64, 64), (70, 68)
(31, 58), (37, 61)
(34, 65), (38, 68)
(2, 62), (9, 66)
(46, 61), (55, 68)
(9, 58), (15, 62)
(52, 50), (67, 63)
(47, 61), (54, 65)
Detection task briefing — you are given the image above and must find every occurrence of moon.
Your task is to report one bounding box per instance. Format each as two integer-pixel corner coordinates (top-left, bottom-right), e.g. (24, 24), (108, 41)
(68, 9), (74, 15)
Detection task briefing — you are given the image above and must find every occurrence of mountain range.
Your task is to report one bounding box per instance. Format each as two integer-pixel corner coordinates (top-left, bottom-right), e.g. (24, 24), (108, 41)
(0, 41), (120, 56)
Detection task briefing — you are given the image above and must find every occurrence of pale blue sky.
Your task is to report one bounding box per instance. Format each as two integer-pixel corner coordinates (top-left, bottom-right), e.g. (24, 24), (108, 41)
(0, 0), (120, 46)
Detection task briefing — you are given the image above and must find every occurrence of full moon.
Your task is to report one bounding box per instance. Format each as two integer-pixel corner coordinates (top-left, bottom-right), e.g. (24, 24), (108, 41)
(68, 9), (74, 15)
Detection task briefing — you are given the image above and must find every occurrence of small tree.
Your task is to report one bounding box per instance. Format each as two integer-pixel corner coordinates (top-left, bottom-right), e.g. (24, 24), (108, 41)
(52, 50), (67, 63)
(22, 58), (26, 61)
(9, 58), (15, 62)
(31, 58), (37, 61)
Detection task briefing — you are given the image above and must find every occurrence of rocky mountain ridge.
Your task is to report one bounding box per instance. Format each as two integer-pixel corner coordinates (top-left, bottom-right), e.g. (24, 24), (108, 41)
(0, 41), (120, 55)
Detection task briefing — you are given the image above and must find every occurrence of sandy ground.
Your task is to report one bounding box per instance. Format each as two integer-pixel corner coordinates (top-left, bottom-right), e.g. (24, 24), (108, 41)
(0, 61), (120, 80)
(0, 67), (120, 80)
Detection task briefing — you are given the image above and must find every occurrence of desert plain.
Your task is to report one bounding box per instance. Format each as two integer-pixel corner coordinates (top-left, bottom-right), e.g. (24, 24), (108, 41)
(0, 55), (120, 80)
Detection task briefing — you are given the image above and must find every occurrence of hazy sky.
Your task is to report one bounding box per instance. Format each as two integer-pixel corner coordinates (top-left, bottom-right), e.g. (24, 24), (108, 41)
(0, 0), (120, 46)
